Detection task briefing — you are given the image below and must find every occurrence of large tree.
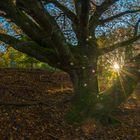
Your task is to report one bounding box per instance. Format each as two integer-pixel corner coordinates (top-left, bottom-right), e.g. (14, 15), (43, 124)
(0, 0), (140, 123)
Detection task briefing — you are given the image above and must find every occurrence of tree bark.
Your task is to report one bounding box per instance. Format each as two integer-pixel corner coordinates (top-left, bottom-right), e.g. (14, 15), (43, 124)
(68, 58), (99, 123)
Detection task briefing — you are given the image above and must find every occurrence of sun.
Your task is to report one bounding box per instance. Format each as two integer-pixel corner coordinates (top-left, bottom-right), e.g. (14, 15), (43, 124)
(113, 62), (120, 71)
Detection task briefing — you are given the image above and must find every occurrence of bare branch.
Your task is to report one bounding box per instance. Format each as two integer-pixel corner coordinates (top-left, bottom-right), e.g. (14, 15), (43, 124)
(0, 0), (55, 49)
(0, 33), (60, 67)
(99, 9), (140, 25)
(0, 0), (75, 67)
(99, 34), (140, 55)
(96, 0), (116, 15)
(89, 0), (116, 32)
(17, 0), (66, 45)
(43, 0), (77, 23)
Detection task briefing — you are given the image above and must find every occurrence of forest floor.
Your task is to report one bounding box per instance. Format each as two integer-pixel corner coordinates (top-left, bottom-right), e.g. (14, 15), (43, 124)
(0, 68), (140, 140)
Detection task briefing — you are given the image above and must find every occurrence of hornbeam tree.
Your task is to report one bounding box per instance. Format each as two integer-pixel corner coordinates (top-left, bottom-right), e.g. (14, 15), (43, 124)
(0, 0), (140, 123)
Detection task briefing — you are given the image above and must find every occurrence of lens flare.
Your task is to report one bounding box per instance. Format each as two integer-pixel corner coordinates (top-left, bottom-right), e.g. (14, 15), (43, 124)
(113, 62), (120, 71)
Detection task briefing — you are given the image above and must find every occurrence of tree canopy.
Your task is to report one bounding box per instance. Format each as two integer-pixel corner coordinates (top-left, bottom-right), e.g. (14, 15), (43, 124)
(0, 0), (139, 69)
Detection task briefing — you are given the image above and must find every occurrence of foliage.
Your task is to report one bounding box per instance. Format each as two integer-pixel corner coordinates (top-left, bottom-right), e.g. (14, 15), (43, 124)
(0, 47), (55, 70)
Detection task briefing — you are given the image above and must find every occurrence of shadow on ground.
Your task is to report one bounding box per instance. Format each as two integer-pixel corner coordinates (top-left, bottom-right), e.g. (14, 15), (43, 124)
(0, 68), (139, 140)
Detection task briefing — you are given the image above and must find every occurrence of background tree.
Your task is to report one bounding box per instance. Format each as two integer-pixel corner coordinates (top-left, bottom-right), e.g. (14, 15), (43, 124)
(0, 0), (140, 123)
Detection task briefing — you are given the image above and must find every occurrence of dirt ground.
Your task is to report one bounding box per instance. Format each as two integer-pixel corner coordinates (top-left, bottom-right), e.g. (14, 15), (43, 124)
(0, 68), (140, 140)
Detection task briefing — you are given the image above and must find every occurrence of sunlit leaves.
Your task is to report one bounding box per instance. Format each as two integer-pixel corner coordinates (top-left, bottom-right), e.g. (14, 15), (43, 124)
(0, 47), (49, 68)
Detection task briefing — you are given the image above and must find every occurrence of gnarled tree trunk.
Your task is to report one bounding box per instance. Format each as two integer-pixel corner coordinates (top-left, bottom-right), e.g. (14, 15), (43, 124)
(66, 55), (99, 122)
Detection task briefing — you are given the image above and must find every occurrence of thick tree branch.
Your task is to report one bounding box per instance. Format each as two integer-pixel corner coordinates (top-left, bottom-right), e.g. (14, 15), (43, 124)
(18, 0), (67, 42)
(79, 0), (90, 26)
(44, 0), (77, 24)
(95, 0), (116, 17)
(0, 0), (75, 68)
(99, 9), (140, 25)
(17, 0), (73, 60)
(99, 34), (140, 55)
(73, 0), (91, 45)
(0, 0), (54, 49)
(0, 33), (61, 68)
(89, 0), (116, 33)
(18, 0), (76, 67)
